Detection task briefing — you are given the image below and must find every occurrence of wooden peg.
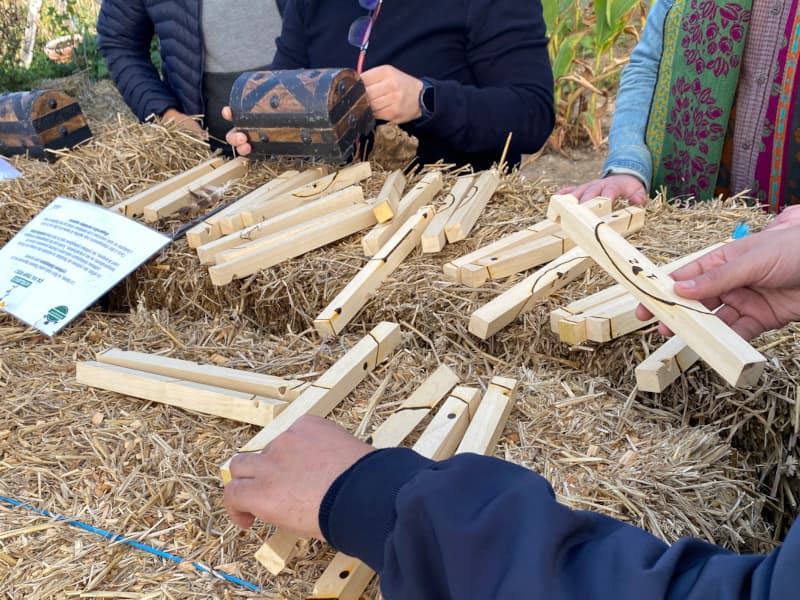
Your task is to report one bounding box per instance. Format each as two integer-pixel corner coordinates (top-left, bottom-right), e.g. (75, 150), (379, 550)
(456, 376), (518, 454)
(371, 170), (407, 223)
(635, 336), (699, 393)
(220, 322), (402, 482)
(549, 195), (765, 387)
(361, 171), (443, 256)
(421, 175), (476, 253)
(444, 169), (500, 243)
(314, 206), (434, 336)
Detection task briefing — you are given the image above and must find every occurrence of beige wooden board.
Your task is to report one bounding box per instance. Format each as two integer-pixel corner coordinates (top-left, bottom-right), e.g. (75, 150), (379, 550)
(96, 348), (307, 401)
(308, 388), (475, 600)
(220, 322), (401, 482)
(469, 234), (567, 286)
(421, 175), (476, 254)
(584, 295), (648, 342)
(209, 203), (377, 285)
(196, 186), (365, 265)
(185, 169), (305, 247)
(635, 336), (700, 393)
(241, 162), (372, 227)
(550, 195), (765, 387)
(142, 157), (248, 222)
(76, 362), (286, 425)
(444, 169), (500, 243)
(315, 207), (433, 335)
(371, 170), (407, 223)
(111, 157), (224, 217)
(456, 376), (518, 455)
(361, 171), (443, 256)
(256, 363), (458, 576)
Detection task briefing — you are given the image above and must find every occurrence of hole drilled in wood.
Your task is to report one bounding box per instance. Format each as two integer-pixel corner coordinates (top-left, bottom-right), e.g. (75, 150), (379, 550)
(338, 570), (350, 579)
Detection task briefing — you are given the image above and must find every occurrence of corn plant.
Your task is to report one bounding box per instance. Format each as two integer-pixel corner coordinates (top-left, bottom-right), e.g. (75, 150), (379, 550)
(545, 0), (644, 150)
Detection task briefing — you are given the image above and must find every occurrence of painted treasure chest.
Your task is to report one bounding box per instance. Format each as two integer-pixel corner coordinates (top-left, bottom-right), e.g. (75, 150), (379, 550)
(0, 90), (92, 161)
(229, 68), (375, 162)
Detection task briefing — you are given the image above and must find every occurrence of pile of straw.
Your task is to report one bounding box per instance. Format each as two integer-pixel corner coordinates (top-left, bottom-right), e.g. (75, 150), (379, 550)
(0, 88), (797, 597)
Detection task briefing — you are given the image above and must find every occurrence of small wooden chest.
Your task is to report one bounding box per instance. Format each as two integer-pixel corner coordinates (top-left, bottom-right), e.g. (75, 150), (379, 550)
(0, 90), (92, 161)
(229, 68), (375, 162)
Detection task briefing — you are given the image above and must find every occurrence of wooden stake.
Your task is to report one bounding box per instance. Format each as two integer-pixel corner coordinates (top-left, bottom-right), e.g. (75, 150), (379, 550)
(96, 348), (308, 401)
(421, 175), (477, 253)
(371, 170), (407, 223)
(76, 362), (286, 425)
(240, 162), (372, 227)
(209, 203), (377, 286)
(256, 364), (459, 575)
(456, 376), (518, 454)
(635, 336), (699, 393)
(220, 322), (402, 482)
(443, 169), (500, 243)
(361, 171), (443, 256)
(141, 158), (248, 222)
(111, 157), (225, 217)
(550, 195), (765, 387)
(314, 207), (434, 336)
(196, 186), (364, 265)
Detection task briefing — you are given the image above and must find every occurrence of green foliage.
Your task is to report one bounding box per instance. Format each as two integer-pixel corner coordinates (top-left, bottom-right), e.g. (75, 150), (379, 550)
(546, 0), (645, 149)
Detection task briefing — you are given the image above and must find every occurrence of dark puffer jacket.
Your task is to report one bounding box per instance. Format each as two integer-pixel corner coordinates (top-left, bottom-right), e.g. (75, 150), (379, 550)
(96, 0), (205, 123)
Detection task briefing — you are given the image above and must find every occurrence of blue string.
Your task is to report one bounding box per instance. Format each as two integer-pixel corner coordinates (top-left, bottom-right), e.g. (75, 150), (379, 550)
(0, 494), (261, 592)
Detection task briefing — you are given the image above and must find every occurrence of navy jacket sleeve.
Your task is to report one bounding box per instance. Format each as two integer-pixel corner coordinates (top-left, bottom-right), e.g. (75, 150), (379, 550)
(320, 448), (798, 599)
(97, 0), (179, 122)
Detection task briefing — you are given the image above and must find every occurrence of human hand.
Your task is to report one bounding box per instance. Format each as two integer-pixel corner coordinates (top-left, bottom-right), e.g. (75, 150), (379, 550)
(558, 174), (648, 206)
(360, 65), (423, 124)
(766, 204), (800, 231)
(221, 106), (252, 156)
(635, 226), (800, 340)
(162, 108), (207, 138)
(224, 415), (373, 538)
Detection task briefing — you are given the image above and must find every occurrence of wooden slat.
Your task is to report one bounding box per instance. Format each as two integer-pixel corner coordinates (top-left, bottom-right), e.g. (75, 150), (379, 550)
(421, 175), (476, 253)
(635, 336), (699, 393)
(361, 171), (443, 256)
(76, 362), (286, 425)
(550, 195), (765, 387)
(240, 162), (372, 227)
(443, 169), (500, 243)
(111, 157), (225, 217)
(196, 186), (364, 265)
(208, 203), (377, 286)
(142, 158), (249, 222)
(314, 207), (433, 336)
(456, 376), (518, 454)
(220, 322), (402, 482)
(371, 170), (407, 223)
(96, 348), (307, 401)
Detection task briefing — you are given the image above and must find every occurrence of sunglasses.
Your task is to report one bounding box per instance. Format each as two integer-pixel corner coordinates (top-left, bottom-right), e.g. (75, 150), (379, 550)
(348, 0), (383, 74)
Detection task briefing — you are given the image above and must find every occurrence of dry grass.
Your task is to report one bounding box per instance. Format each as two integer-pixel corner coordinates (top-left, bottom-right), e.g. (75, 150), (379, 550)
(0, 94), (797, 598)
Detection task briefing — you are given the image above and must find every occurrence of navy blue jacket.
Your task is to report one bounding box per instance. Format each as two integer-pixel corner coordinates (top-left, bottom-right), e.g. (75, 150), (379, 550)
(274, 0), (554, 168)
(320, 448), (798, 599)
(96, 0), (206, 123)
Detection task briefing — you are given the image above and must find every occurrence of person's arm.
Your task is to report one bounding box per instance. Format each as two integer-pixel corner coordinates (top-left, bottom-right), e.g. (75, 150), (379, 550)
(96, 0), (180, 122)
(404, 0), (554, 160)
(324, 448), (796, 600)
(270, 0), (310, 70)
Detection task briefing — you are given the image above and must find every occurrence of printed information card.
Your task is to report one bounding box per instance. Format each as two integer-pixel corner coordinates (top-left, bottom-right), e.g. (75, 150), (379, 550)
(0, 196), (169, 335)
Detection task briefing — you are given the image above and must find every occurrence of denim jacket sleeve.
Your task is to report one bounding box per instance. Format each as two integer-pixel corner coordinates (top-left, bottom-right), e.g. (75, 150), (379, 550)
(602, 0), (674, 191)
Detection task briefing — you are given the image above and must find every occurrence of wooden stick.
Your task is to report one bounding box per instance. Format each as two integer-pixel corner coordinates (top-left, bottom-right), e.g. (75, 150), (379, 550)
(96, 348), (308, 401)
(463, 233), (568, 287)
(361, 171), (443, 256)
(456, 376), (518, 454)
(208, 203), (377, 285)
(196, 186), (364, 265)
(141, 158), (248, 222)
(308, 386), (478, 600)
(76, 362), (286, 426)
(421, 175), (477, 254)
(443, 169), (500, 243)
(240, 162), (372, 227)
(255, 364), (459, 575)
(314, 206), (434, 336)
(635, 336), (699, 393)
(219, 322), (402, 482)
(371, 170), (407, 223)
(550, 195), (765, 387)
(111, 157), (225, 217)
